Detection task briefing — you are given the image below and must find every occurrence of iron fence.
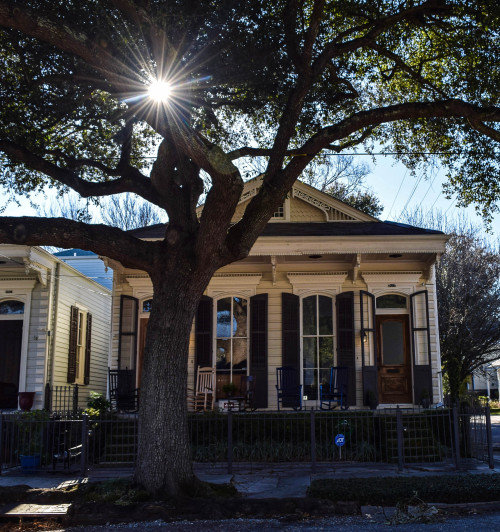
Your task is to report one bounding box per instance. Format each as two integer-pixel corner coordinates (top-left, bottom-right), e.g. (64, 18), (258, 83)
(0, 406), (494, 475)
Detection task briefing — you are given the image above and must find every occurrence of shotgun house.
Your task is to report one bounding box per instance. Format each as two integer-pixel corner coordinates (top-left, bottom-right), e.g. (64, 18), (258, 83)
(105, 178), (448, 410)
(0, 245), (111, 411)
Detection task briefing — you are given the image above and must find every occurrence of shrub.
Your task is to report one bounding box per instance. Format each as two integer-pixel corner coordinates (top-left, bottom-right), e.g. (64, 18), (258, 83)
(308, 474), (500, 505)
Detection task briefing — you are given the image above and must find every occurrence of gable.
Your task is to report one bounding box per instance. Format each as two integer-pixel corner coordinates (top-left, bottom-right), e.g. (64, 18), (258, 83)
(225, 178), (375, 224)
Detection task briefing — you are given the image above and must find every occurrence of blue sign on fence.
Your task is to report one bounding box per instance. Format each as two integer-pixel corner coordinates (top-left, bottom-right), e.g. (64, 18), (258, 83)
(335, 433), (345, 447)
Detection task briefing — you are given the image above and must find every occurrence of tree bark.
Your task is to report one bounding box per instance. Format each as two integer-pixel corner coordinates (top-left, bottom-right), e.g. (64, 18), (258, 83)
(133, 266), (213, 496)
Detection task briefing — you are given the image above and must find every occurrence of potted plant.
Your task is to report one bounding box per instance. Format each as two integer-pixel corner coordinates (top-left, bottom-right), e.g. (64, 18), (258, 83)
(222, 382), (238, 398)
(16, 410), (49, 472)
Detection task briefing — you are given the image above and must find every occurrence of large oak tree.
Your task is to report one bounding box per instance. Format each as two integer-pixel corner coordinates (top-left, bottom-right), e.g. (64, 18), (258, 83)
(0, 1), (499, 495)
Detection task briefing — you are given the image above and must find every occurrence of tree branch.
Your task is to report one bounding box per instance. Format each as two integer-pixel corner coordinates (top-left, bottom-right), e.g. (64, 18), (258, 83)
(468, 119), (500, 143)
(0, 216), (158, 270)
(0, 139), (160, 204)
(0, 2), (144, 92)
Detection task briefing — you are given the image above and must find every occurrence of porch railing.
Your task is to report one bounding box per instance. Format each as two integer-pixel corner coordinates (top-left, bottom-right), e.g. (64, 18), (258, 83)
(44, 383), (79, 414)
(0, 406), (494, 476)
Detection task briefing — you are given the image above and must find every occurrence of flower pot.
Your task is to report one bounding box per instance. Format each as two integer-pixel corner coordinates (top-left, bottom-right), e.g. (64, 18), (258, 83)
(20, 454), (41, 472)
(18, 392), (35, 411)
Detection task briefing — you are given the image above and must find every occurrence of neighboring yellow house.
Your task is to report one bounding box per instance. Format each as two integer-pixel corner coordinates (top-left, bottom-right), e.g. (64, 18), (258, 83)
(104, 178), (449, 409)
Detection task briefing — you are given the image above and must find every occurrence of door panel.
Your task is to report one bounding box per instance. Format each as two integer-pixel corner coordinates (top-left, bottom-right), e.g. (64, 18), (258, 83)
(376, 315), (412, 403)
(0, 320), (23, 408)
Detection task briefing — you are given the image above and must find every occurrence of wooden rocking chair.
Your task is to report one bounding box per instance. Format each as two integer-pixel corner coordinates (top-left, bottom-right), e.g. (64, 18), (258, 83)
(188, 366), (216, 411)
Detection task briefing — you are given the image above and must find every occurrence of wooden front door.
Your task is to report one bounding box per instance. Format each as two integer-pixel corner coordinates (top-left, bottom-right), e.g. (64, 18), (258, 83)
(376, 315), (412, 404)
(0, 320), (23, 408)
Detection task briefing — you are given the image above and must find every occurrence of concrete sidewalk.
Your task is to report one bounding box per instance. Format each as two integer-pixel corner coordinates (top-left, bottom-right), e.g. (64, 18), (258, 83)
(0, 459), (498, 499)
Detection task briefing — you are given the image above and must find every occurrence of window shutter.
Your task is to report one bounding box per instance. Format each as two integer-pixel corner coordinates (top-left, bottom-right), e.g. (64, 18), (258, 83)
(195, 296), (213, 384)
(336, 291), (356, 406)
(282, 293), (300, 369)
(410, 290), (433, 404)
(360, 291), (378, 407)
(67, 306), (79, 383)
(250, 294), (268, 408)
(119, 295), (138, 372)
(84, 313), (92, 385)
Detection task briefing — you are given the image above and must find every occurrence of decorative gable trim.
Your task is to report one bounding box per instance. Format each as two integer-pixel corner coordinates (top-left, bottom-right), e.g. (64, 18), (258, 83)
(292, 187), (356, 221)
(287, 271), (348, 297)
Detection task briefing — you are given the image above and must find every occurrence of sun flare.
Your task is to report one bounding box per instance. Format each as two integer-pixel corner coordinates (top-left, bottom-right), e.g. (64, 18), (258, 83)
(148, 80), (172, 103)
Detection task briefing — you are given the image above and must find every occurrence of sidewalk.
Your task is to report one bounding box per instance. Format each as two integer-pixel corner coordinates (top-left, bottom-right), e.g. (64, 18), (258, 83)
(0, 459), (498, 499)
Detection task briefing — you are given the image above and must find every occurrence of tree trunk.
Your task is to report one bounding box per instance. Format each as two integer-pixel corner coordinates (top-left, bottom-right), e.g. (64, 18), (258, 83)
(133, 268), (211, 496)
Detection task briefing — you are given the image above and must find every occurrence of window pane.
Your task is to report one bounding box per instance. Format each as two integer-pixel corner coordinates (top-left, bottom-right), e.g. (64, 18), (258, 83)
(0, 300), (24, 314)
(303, 337), (317, 369)
(232, 338), (247, 371)
(142, 299), (153, 313)
(303, 369), (317, 398)
(376, 294), (407, 309)
(216, 339), (231, 369)
(318, 296), (333, 335)
(319, 337), (334, 368)
(381, 321), (405, 365)
(216, 298), (232, 337)
(233, 297), (247, 337)
(319, 368), (331, 387)
(303, 296), (316, 335)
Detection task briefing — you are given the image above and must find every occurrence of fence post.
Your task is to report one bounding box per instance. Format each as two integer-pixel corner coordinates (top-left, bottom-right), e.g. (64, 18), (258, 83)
(452, 406), (461, 470)
(80, 414), (88, 477)
(396, 406), (404, 472)
(227, 411), (233, 475)
(485, 405), (494, 469)
(310, 409), (316, 474)
(0, 415), (3, 476)
(73, 385), (79, 414)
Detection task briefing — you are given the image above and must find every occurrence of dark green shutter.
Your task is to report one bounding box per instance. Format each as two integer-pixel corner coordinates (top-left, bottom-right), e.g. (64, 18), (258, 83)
(336, 291), (356, 406)
(282, 293), (300, 369)
(67, 306), (78, 383)
(250, 294), (268, 408)
(360, 291), (378, 407)
(118, 295), (138, 373)
(195, 296), (213, 386)
(410, 290), (433, 404)
(83, 313), (92, 385)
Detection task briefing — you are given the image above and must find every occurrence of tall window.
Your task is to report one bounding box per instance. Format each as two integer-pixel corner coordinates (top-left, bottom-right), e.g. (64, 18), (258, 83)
(302, 295), (334, 400)
(216, 297), (248, 385)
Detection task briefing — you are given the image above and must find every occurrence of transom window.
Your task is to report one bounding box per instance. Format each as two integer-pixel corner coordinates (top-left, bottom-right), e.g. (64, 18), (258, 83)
(376, 294), (407, 309)
(302, 295), (334, 400)
(142, 299), (153, 313)
(0, 300), (24, 314)
(216, 297), (248, 392)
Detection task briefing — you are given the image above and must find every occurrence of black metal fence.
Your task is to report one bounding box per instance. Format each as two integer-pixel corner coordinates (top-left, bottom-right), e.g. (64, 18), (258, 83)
(0, 406), (494, 476)
(44, 383), (79, 414)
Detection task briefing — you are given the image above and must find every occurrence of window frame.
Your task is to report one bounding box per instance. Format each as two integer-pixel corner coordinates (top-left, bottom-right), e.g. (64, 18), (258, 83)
(213, 295), (250, 384)
(300, 293), (336, 402)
